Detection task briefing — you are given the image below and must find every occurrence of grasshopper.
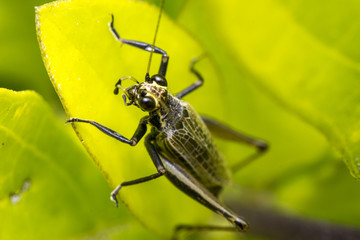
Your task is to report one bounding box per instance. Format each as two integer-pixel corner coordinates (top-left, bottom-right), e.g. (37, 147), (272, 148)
(67, 0), (268, 238)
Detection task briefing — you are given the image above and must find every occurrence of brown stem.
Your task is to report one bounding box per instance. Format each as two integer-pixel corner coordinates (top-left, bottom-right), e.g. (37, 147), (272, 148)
(229, 201), (360, 240)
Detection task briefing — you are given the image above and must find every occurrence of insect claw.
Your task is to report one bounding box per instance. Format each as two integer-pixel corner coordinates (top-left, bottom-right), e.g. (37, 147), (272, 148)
(109, 13), (122, 41)
(111, 185), (122, 207)
(110, 194), (119, 207)
(65, 117), (76, 124)
(109, 13), (115, 28)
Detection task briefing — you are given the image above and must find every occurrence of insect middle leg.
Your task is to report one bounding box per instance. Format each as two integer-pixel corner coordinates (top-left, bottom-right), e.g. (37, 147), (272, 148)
(111, 133), (166, 206)
(175, 56), (204, 99)
(201, 116), (268, 173)
(109, 14), (169, 76)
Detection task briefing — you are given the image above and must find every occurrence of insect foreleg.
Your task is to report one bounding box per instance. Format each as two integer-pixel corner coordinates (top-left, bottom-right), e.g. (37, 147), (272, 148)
(175, 56), (204, 99)
(67, 116), (149, 146)
(109, 14), (169, 76)
(111, 133), (166, 206)
(201, 116), (268, 173)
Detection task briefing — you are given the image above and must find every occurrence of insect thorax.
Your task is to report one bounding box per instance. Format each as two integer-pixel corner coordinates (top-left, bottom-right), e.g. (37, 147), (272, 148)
(148, 93), (183, 132)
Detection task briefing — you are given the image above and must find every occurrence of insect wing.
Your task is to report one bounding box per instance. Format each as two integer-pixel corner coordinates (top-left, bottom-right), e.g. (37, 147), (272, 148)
(160, 102), (230, 196)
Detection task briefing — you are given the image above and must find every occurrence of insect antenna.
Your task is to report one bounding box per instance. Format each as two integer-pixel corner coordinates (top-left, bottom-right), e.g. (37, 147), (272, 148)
(146, 0), (165, 79)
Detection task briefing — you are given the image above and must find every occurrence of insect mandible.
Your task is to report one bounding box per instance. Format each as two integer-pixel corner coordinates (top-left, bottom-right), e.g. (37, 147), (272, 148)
(67, 0), (268, 237)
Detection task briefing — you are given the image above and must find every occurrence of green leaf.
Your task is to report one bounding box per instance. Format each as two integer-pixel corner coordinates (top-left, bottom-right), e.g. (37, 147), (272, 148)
(178, 0), (360, 180)
(0, 88), (158, 239)
(36, 0), (223, 237)
(35, 0), (360, 238)
(0, 0), (60, 106)
(176, 0), (360, 230)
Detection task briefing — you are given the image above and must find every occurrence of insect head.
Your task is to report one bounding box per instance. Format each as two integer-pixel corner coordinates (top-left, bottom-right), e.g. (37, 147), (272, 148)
(114, 73), (168, 112)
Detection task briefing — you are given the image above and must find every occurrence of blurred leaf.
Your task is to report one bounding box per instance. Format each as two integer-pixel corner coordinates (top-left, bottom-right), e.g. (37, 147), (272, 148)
(0, 88), (158, 239)
(178, 0), (360, 182)
(0, 0), (60, 107)
(36, 0), (224, 238)
(177, 0), (360, 231)
(145, 0), (186, 19)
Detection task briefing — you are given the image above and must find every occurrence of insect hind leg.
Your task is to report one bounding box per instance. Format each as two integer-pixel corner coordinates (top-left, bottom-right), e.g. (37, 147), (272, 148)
(109, 14), (169, 76)
(161, 158), (248, 239)
(201, 115), (268, 173)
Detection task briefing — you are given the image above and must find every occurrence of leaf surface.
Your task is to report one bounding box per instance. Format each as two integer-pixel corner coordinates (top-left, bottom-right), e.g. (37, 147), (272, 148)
(0, 89), (156, 239)
(35, 0), (360, 238)
(177, 0), (360, 229)
(36, 0), (222, 237)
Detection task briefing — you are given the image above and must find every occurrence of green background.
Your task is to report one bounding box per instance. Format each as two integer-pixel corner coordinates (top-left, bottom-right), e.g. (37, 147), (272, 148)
(1, 0), (360, 239)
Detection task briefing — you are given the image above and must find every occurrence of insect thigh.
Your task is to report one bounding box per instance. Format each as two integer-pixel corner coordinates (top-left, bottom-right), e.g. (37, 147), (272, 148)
(201, 115), (268, 172)
(161, 157), (248, 232)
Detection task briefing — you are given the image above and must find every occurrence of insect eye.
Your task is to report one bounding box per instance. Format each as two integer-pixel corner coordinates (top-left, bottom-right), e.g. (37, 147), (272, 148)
(150, 74), (167, 87)
(138, 96), (157, 111)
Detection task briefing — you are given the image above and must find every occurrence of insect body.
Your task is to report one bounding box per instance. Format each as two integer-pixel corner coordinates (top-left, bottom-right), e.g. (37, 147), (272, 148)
(154, 99), (230, 198)
(67, 4), (267, 238)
